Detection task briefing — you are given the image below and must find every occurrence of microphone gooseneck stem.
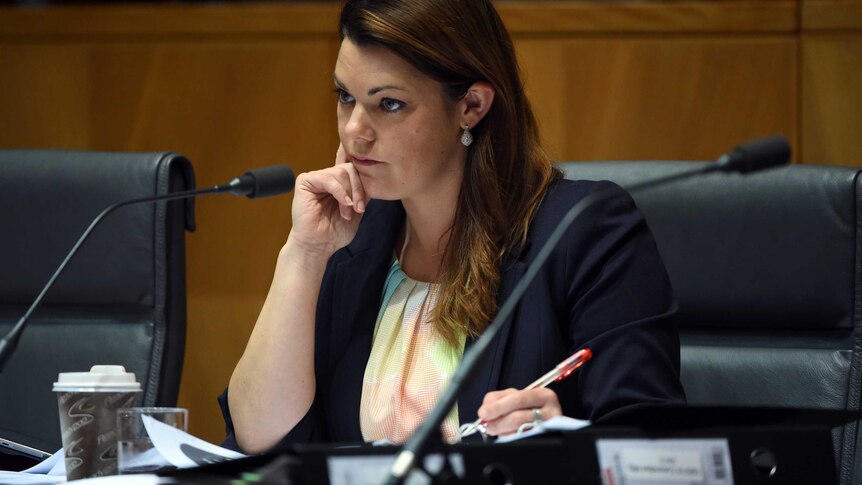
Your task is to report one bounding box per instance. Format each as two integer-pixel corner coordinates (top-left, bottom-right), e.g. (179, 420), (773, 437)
(0, 184), (230, 373)
(388, 134), (791, 483)
(0, 162), (295, 372)
(383, 162), (720, 485)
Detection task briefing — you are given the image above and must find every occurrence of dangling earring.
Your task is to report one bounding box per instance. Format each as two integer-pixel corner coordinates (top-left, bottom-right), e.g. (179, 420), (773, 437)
(460, 125), (473, 147)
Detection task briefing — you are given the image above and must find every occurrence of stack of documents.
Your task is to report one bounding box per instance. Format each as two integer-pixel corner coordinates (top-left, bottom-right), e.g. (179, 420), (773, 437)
(0, 417), (245, 484)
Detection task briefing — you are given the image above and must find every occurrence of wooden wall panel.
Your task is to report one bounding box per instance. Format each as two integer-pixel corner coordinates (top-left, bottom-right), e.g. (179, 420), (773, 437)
(801, 1), (862, 165)
(0, 46), (93, 148)
(802, 0), (862, 31)
(801, 35), (862, 165)
(500, 1), (796, 33)
(515, 36), (798, 162)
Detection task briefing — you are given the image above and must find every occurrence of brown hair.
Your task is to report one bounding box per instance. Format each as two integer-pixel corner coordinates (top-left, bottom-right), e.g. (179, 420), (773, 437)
(340, 0), (561, 345)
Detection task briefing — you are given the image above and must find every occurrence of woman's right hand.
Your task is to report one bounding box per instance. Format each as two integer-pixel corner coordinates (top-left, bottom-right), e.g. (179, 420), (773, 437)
(230, 145), (363, 453)
(288, 144), (367, 256)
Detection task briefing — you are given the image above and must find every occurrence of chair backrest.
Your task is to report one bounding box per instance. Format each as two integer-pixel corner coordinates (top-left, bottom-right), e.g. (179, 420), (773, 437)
(560, 161), (862, 485)
(0, 149), (195, 452)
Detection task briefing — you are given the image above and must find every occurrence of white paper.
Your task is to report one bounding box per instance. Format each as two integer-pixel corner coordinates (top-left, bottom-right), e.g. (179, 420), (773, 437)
(596, 438), (734, 485)
(142, 415), (245, 469)
(47, 450), (66, 477)
(4, 454), (162, 485)
(0, 448), (67, 484)
(494, 415), (591, 443)
(70, 475), (162, 484)
(0, 471), (65, 485)
(3, 419), (244, 483)
(118, 446), (168, 473)
(21, 449), (64, 475)
(327, 453), (464, 485)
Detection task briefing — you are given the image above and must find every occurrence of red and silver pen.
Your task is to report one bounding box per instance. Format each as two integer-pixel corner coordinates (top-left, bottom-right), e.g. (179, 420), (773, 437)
(457, 347), (593, 439)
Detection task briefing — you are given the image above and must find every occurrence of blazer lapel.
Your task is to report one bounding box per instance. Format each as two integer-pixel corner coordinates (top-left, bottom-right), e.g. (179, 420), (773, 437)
(327, 200), (404, 442)
(457, 256), (528, 424)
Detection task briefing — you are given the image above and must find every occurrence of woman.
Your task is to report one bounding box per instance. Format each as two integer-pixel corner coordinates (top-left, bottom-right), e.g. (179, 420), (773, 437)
(221, 0), (684, 453)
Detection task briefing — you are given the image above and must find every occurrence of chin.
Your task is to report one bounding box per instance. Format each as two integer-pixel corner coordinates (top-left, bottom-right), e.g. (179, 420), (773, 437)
(367, 192), (401, 202)
(361, 182), (400, 202)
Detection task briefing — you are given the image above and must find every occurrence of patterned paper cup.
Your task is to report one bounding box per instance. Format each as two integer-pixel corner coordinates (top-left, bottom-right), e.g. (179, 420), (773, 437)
(53, 365), (141, 480)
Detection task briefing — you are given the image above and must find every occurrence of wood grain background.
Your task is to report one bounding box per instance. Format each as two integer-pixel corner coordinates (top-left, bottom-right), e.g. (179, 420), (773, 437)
(0, 0), (859, 443)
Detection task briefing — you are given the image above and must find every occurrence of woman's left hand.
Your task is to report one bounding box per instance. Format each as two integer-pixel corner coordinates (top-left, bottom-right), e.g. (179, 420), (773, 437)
(476, 388), (562, 436)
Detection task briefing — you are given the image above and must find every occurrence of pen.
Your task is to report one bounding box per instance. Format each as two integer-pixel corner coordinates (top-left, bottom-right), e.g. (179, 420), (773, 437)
(457, 347), (592, 439)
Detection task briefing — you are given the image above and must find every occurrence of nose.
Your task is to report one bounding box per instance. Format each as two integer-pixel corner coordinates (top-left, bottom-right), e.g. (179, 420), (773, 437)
(343, 104), (375, 150)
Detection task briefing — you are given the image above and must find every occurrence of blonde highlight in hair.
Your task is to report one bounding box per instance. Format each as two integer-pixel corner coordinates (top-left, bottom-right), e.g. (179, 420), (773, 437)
(340, 0), (561, 346)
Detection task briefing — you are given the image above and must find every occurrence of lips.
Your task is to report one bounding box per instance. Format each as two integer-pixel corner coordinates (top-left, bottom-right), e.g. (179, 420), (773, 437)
(350, 154), (381, 166)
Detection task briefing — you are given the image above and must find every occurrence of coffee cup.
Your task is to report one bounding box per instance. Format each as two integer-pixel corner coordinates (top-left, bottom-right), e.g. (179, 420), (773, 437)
(53, 365), (141, 480)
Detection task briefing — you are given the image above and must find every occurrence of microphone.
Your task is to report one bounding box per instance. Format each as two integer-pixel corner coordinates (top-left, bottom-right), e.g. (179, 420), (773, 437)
(0, 164), (295, 373)
(715, 135), (791, 174)
(228, 165), (296, 198)
(384, 135), (791, 485)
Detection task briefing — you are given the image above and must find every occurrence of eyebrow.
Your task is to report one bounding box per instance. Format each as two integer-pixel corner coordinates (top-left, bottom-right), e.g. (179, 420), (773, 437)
(333, 75), (406, 96)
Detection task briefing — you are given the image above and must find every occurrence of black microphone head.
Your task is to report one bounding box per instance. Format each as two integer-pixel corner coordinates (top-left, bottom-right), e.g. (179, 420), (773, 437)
(231, 165), (295, 198)
(717, 135), (791, 174)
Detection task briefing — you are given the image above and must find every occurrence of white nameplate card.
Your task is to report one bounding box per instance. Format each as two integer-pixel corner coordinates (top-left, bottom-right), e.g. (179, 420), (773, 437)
(327, 453), (465, 485)
(596, 438), (733, 485)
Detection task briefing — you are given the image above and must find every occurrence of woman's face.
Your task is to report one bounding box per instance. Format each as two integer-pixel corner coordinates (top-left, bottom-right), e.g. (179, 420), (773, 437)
(334, 38), (466, 203)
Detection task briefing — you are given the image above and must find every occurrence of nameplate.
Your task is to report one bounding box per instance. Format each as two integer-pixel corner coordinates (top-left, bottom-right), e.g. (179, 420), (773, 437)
(327, 453), (465, 485)
(596, 438), (733, 485)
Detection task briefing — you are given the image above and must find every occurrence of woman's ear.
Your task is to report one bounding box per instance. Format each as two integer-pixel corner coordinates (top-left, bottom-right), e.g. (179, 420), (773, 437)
(459, 81), (495, 129)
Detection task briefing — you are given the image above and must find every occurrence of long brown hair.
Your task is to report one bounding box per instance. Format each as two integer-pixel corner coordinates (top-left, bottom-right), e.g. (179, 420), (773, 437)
(340, 0), (561, 346)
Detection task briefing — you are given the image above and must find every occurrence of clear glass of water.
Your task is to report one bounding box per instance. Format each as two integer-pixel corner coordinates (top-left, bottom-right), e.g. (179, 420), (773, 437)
(116, 407), (188, 474)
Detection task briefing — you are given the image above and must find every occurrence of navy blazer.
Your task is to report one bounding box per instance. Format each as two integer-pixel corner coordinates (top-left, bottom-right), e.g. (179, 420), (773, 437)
(220, 179), (685, 449)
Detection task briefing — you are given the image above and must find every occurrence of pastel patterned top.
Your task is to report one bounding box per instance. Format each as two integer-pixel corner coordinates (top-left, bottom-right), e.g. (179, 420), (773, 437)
(359, 257), (465, 443)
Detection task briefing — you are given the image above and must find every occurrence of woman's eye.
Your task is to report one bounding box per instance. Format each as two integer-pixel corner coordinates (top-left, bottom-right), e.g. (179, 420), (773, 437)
(334, 88), (354, 104)
(381, 98), (405, 112)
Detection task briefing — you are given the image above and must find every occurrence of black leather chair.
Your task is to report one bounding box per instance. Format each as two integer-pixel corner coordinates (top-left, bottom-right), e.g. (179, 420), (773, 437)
(560, 161), (862, 485)
(0, 149), (195, 452)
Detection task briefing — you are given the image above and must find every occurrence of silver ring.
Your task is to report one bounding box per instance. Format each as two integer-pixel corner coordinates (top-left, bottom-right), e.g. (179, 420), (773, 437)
(517, 408), (545, 435)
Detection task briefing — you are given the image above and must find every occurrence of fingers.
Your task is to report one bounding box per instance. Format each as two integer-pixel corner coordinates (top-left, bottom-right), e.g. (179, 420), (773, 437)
(297, 164), (365, 220)
(343, 163), (367, 213)
(485, 408), (546, 437)
(334, 144), (366, 212)
(335, 143), (348, 165)
(476, 388), (561, 436)
(298, 170), (352, 206)
(480, 388), (519, 410)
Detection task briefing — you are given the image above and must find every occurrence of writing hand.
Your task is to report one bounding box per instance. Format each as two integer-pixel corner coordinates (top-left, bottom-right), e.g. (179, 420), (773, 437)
(475, 387), (562, 436)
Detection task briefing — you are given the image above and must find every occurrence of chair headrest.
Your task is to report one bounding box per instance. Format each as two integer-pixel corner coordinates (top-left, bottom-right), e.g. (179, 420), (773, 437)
(560, 161), (861, 331)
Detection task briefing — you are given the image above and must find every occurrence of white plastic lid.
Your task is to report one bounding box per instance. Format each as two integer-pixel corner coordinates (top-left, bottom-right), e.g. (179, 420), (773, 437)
(53, 365), (141, 392)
